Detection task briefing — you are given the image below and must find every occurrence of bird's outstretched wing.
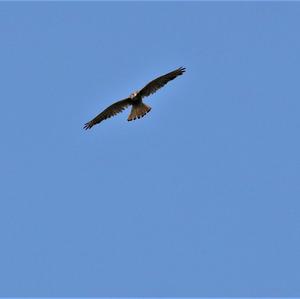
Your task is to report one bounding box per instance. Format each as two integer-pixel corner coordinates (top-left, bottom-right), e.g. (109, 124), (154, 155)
(138, 67), (186, 98)
(84, 98), (131, 129)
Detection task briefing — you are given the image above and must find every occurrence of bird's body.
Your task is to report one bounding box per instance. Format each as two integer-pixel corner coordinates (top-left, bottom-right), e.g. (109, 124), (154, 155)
(84, 67), (186, 129)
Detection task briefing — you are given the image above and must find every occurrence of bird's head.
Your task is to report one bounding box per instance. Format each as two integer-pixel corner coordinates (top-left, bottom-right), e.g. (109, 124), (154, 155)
(130, 91), (138, 99)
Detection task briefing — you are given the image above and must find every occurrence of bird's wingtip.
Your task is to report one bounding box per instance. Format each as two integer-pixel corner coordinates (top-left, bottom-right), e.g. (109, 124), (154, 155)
(83, 122), (92, 130)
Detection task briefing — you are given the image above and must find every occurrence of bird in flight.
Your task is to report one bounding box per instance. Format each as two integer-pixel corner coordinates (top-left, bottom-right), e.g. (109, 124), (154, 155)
(83, 67), (186, 129)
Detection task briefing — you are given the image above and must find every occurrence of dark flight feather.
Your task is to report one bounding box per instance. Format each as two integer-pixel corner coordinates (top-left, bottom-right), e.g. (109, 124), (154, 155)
(84, 98), (131, 129)
(138, 67), (186, 98)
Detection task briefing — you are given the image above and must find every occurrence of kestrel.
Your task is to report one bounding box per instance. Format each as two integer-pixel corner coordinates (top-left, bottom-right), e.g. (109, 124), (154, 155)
(83, 67), (186, 129)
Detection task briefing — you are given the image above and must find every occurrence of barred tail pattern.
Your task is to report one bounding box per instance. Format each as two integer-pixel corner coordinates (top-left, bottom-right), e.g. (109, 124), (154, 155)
(128, 102), (151, 121)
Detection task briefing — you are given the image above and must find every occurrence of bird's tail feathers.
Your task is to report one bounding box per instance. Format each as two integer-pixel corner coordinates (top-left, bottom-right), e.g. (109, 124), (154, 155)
(128, 103), (151, 121)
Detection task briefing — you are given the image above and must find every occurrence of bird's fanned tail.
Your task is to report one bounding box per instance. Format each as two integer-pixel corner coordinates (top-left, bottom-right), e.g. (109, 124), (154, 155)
(127, 103), (151, 121)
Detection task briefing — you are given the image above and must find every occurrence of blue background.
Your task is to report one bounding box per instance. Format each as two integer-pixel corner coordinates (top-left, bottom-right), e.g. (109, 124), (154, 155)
(0, 2), (299, 296)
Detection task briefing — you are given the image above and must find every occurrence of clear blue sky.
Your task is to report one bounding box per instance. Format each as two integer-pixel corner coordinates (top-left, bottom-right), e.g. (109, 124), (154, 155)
(0, 1), (299, 297)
